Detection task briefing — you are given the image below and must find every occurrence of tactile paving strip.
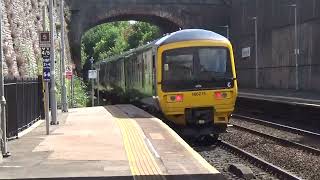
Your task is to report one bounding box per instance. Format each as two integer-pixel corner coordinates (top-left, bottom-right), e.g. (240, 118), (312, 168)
(116, 118), (165, 180)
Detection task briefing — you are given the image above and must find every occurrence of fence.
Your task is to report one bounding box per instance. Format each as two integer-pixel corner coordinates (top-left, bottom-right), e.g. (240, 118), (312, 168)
(4, 76), (44, 138)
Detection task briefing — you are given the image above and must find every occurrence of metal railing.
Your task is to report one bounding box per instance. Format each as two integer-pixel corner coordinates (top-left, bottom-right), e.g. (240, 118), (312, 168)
(4, 77), (44, 138)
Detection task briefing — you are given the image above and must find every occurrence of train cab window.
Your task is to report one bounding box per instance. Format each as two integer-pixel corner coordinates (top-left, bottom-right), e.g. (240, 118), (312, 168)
(199, 48), (227, 73)
(162, 47), (233, 92)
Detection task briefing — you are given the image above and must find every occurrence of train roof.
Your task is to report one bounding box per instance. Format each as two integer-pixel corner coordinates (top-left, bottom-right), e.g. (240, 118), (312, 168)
(98, 29), (228, 64)
(155, 29), (228, 46)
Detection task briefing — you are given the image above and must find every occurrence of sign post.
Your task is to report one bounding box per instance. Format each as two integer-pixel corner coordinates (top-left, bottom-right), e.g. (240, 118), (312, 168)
(49, 0), (58, 125)
(88, 69), (97, 107)
(40, 31), (51, 135)
(89, 57), (95, 107)
(96, 64), (100, 106)
(41, 47), (50, 135)
(66, 65), (73, 80)
(70, 64), (75, 108)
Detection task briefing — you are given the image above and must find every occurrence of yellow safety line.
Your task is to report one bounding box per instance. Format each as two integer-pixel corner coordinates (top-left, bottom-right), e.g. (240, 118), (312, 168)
(124, 121), (154, 175)
(155, 118), (220, 174)
(116, 118), (165, 180)
(120, 119), (164, 180)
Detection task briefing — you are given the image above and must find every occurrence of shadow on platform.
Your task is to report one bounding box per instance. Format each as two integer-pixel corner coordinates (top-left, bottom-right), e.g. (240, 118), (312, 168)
(16, 174), (225, 180)
(105, 105), (154, 119)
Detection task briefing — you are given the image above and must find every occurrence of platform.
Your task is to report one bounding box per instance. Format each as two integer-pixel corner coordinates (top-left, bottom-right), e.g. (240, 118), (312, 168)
(0, 105), (224, 180)
(239, 88), (320, 107)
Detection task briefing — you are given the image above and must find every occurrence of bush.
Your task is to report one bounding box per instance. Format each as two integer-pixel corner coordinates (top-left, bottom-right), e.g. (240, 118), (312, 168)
(68, 75), (89, 108)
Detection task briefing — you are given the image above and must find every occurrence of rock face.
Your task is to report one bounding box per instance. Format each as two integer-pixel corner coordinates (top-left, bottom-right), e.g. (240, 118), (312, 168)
(1, 0), (70, 78)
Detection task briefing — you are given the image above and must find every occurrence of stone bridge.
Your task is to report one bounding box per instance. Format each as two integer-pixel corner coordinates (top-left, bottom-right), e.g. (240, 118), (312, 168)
(65, 0), (231, 67)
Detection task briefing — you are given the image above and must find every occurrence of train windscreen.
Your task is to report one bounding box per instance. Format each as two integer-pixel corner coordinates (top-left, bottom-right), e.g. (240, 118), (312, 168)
(162, 47), (234, 92)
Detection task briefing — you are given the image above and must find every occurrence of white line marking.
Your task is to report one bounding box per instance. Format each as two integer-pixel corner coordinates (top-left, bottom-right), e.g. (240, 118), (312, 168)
(18, 120), (44, 138)
(145, 137), (160, 159)
(0, 165), (23, 168)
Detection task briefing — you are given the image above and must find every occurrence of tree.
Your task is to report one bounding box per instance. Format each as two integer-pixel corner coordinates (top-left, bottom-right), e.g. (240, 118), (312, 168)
(81, 21), (161, 80)
(127, 22), (161, 49)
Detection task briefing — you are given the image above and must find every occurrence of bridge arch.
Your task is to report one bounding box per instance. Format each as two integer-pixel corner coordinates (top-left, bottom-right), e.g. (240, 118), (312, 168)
(66, 0), (230, 71)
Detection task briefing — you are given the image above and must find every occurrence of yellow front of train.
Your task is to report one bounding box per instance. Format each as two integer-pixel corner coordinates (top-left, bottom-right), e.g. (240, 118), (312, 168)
(156, 30), (238, 136)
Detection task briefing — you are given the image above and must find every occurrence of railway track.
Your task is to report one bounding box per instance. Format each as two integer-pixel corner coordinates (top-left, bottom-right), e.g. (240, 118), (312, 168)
(217, 140), (302, 180)
(194, 140), (301, 180)
(231, 114), (320, 155)
(232, 114), (320, 138)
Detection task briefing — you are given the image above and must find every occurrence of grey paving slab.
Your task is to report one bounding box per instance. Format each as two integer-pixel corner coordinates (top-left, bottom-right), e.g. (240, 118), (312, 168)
(0, 107), (131, 179)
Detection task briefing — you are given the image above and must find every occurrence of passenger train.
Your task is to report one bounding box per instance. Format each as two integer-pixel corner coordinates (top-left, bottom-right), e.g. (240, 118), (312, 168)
(96, 29), (238, 138)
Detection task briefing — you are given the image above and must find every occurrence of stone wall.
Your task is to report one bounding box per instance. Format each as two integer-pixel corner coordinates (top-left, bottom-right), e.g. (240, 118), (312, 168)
(231, 0), (320, 91)
(1, 0), (71, 78)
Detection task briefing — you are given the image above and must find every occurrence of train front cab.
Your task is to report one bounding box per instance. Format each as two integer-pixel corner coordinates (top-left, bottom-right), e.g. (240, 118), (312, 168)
(156, 40), (238, 137)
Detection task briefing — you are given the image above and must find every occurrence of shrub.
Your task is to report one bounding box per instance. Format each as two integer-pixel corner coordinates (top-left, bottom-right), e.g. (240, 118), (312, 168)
(68, 75), (89, 108)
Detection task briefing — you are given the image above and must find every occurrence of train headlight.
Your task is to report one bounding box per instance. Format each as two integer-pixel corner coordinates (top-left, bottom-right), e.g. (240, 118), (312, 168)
(167, 94), (184, 102)
(175, 94), (183, 102)
(215, 92), (228, 100)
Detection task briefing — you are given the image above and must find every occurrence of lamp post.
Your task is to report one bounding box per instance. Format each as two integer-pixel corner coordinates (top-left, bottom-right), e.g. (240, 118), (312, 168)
(289, 4), (299, 90)
(60, 0), (68, 112)
(49, 0), (58, 125)
(0, 0), (10, 157)
(217, 25), (229, 39)
(250, 17), (259, 89)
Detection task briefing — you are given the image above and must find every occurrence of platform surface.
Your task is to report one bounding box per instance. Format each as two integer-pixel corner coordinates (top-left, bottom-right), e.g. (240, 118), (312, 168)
(0, 105), (223, 180)
(239, 88), (320, 106)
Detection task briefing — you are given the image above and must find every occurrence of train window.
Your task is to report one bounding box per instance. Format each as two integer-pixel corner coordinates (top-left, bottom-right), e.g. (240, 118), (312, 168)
(162, 47), (233, 92)
(163, 51), (193, 81)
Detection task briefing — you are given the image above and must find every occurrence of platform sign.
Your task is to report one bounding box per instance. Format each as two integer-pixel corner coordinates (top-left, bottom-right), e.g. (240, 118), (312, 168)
(39, 31), (51, 47)
(66, 65), (73, 80)
(41, 47), (51, 81)
(242, 47), (251, 58)
(88, 70), (97, 79)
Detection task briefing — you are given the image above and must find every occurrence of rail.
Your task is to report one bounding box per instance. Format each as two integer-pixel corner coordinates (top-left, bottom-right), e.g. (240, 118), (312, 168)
(232, 114), (320, 138)
(218, 140), (302, 180)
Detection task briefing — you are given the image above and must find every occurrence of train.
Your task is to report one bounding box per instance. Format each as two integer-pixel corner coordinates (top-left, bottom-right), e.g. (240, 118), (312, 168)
(96, 29), (238, 139)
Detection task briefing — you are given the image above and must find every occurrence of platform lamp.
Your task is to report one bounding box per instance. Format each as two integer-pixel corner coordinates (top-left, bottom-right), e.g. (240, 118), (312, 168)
(0, 0), (10, 157)
(216, 25), (230, 39)
(60, 0), (68, 112)
(249, 16), (259, 89)
(288, 4), (299, 90)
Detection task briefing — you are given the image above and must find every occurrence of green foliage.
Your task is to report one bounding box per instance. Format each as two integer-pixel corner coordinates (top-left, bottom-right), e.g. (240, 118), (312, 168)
(78, 21), (161, 106)
(81, 21), (161, 66)
(127, 22), (161, 49)
(68, 75), (89, 108)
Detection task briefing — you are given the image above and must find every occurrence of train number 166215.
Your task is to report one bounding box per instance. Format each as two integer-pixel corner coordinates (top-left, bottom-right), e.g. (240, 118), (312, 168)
(192, 92), (206, 96)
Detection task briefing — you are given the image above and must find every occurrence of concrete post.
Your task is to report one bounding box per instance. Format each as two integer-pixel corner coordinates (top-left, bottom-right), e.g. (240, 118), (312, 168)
(0, 0), (10, 158)
(293, 5), (299, 90)
(49, 0), (58, 125)
(43, 4), (50, 135)
(253, 17), (259, 89)
(60, 0), (68, 112)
